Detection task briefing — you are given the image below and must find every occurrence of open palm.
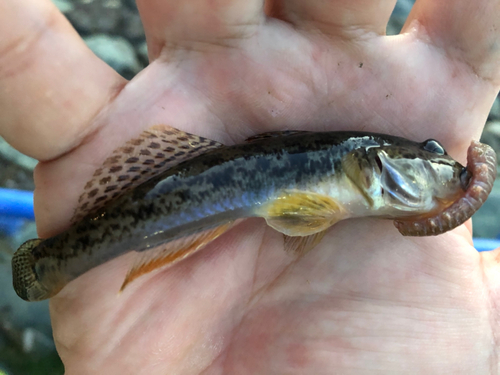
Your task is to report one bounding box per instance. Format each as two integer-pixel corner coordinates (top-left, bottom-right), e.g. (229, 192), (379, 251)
(1, 0), (500, 373)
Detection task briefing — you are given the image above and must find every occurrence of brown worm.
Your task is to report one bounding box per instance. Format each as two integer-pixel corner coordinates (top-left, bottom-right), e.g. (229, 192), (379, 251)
(394, 140), (497, 236)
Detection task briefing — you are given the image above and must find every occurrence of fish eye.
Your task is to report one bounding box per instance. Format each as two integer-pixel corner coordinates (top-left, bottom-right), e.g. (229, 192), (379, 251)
(422, 139), (446, 155)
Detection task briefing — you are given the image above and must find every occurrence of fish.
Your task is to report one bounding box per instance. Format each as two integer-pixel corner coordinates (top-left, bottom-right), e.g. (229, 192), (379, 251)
(11, 126), (497, 301)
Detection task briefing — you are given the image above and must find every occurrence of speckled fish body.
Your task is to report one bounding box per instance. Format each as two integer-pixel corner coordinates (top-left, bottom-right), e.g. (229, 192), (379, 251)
(12, 130), (496, 301)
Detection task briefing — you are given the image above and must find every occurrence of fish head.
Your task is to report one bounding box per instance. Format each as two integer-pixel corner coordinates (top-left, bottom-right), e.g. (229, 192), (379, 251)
(342, 139), (469, 217)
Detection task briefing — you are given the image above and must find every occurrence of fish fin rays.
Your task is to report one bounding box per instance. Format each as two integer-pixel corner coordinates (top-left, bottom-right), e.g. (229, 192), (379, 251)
(265, 216), (332, 236)
(258, 190), (347, 236)
(72, 125), (224, 223)
(120, 222), (236, 292)
(283, 230), (328, 256)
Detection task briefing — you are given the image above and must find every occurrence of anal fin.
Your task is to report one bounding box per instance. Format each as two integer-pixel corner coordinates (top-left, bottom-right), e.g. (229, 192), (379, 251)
(120, 222), (235, 292)
(283, 230), (328, 256)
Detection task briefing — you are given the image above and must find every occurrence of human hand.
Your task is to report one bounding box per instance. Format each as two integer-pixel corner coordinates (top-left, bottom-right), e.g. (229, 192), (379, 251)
(1, 0), (500, 373)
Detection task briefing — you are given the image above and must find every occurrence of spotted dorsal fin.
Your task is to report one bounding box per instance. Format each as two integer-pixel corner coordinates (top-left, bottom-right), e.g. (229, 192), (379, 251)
(245, 130), (308, 143)
(72, 125), (224, 223)
(120, 222), (237, 292)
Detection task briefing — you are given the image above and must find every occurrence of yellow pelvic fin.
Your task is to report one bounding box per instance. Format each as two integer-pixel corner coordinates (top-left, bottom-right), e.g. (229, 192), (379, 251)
(283, 230), (328, 256)
(120, 222), (235, 292)
(72, 125), (224, 223)
(258, 190), (346, 236)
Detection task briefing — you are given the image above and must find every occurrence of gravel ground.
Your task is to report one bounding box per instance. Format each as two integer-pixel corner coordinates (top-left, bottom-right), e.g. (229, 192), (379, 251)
(0, 0), (499, 373)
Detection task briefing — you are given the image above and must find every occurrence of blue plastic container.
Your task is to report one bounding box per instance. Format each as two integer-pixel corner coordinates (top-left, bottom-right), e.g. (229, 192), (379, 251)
(0, 188), (35, 220)
(473, 238), (500, 252)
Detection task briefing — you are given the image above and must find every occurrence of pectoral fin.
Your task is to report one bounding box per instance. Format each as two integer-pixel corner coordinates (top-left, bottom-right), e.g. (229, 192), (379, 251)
(120, 222), (235, 292)
(258, 190), (347, 236)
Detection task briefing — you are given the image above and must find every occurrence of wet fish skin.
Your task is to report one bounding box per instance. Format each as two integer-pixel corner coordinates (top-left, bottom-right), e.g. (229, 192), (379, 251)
(12, 130), (481, 301)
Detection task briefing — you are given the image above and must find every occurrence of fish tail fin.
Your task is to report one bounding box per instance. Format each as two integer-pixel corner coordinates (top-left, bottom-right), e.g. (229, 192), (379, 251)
(12, 239), (57, 301)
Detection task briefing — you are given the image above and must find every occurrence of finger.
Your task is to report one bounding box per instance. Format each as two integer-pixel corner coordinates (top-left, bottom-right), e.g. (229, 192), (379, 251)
(266, 0), (397, 36)
(403, 0), (500, 83)
(0, 0), (126, 161)
(136, 0), (264, 61)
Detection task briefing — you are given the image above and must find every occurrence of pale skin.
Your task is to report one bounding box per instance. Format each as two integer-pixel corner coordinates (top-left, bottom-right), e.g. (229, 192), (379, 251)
(1, 0), (500, 373)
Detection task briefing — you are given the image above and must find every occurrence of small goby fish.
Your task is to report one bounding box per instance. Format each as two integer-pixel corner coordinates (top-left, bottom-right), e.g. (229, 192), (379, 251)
(12, 127), (497, 301)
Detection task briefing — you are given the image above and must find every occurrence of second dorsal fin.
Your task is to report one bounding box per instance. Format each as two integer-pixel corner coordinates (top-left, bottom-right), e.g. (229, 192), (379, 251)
(72, 125), (224, 223)
(245, 130), (308, 143)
